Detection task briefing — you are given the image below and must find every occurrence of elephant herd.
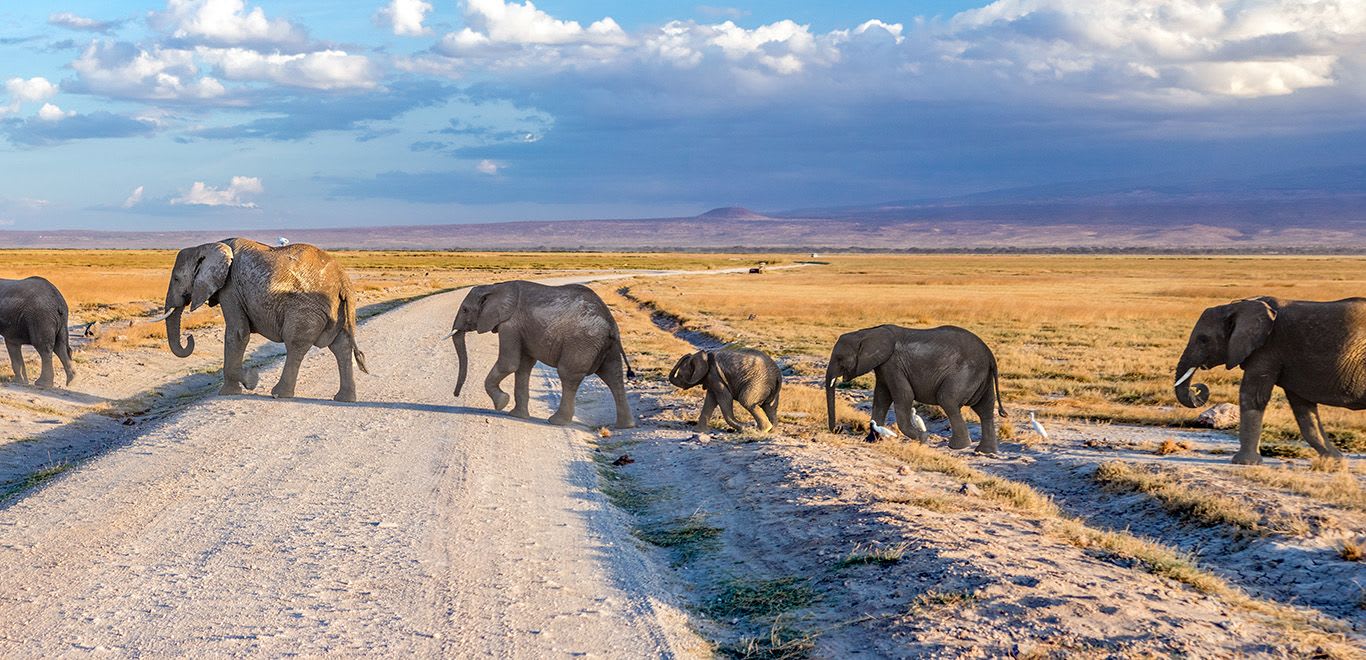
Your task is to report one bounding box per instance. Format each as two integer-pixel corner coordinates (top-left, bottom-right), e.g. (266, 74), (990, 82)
(0, 238), (1361, 466)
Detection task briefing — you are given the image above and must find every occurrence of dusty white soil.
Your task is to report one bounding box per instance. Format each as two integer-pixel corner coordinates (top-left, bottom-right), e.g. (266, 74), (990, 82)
(0, 275), (711, 657)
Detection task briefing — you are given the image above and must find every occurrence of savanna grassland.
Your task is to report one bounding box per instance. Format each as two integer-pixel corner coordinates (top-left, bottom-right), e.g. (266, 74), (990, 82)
(0, 249), (778, 351)
(614, 254), (1366, 451)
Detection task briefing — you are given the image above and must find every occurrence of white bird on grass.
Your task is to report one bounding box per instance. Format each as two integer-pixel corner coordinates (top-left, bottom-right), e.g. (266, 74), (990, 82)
(909, 409), (928, 435)
(868, 419), (898, 442)
(277, 237), (290, 247)
(1029, 411), (1049, 441)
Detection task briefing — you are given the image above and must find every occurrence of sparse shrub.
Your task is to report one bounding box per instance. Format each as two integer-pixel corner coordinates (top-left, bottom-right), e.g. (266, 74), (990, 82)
(718, 617), (816, 660)
(1340, 538), (1365, 562)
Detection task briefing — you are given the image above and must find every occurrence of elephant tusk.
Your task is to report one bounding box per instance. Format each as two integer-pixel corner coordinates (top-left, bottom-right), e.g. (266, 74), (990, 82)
(1174, 367), (1196, 388)
(144, 309), (176, 324)
(828, 378), (837, 388)
(442, 328), (459, 341)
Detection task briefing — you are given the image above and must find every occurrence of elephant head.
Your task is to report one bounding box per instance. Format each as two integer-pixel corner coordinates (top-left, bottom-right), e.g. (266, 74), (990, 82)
(163, 242), (233, 358)
(668, 351), (711, 389)
(450, 283), (517, 397)
(825, 326), (895, 431)
(1174, 298), (1277, 409)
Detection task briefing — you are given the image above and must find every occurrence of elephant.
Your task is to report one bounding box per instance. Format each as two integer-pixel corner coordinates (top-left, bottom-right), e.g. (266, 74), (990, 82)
(669, 347), (782, 433)
(0, 277), (76, 388)
(449, 280), (636, 428)
(825, 324), (1007, 453)
(162, 238), (368, 402)
(1175, 296), (1364, 465)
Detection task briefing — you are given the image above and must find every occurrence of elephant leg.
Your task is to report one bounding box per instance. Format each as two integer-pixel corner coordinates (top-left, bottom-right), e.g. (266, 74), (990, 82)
(893, 399), (924, 442)
(761, 392), (779, 432)
(745, 403), (773, 433)
(34, 341), (55, 388)
(972, 397), (999, 454)
(221, 324), (251, 395)
(597, 355), (635, 429)
(871, 377), (892, 427)
(485, 334), (521, 411)
(6, 339), (28, 385)
(328, 332), (357, 403)
(510, 354), (535, 419)
(696, 391), (718, 432)
(1233, 376), (1274, 465)
(711, 387), (744, 431)
(548, 371), (584, 426)
(271, 341), (311, 399)
(1286, 391), (1342, 460)
(945, 406), (973, 450)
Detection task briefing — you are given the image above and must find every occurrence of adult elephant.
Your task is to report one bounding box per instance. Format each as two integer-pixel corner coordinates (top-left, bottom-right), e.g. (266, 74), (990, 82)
(449, 281), (636, 428)
(162, 238), (368, 402)
(825, 324), (1007, 453)
(0, 277), (76, 388)
(1174, 296), (1362, 465)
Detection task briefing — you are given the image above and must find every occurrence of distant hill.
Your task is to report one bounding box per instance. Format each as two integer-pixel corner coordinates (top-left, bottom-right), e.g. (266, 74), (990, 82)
(5, 166), (1365, 251)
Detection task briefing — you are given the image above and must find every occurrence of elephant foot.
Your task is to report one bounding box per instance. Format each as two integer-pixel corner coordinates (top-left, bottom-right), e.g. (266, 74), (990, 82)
(490, 391), (511, 411)
(333, 390), (357, 403)
(1231, 451), (1263, 466)
(219, 383), (245, 396)
(1314, 447), (1345, 460)
(974, 442), (999, 455)
(35, 379), (54, 389)
(948, 437), (973, 450)
(615, 418), (637, 430)
(548, 412), (574, 426)
(271, 383), (296, 399)
(242, 369), (260, 390)
(510, 407), (532, 419)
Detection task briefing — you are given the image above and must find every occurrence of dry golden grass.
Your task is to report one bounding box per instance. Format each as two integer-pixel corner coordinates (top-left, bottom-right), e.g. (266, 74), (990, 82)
(1237, 465), (1366, 511)
(626, 255), (1366, 451)
(1340, 538), (1365, 562)
(1094, 462), (1268, 534)
(1155, 439), (1192, 456)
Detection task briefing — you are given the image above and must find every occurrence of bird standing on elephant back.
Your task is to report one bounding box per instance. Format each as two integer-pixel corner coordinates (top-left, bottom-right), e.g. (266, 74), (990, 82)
(669, 347), (782, 433)
(825, 324), (1007, 453)
(160, 238), (368, 402)
(0, 277), (76, 388)
(448, 280), (636, 428)
(1174, 296), (1364, 465)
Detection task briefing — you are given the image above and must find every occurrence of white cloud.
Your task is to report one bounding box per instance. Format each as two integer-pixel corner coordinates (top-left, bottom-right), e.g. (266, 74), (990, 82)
(6, 77), (58, 103)
(72, 41), (227, 101)
(440, 0), (629, 53)
(476, 159), (502, 175)
(49, 12), (122, 33)
(378, 0), (433, 37)
(171, 176), (264, 208)
(37, 103), (76, 121)
(152, 0), (308, 49)
(197, 47), (380, 90)
(123, 185), (145, 208)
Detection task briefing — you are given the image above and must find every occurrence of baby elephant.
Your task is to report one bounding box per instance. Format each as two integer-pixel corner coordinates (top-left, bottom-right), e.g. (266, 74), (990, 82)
(669, 347), (782, 433)
(0, 276), (76, 388)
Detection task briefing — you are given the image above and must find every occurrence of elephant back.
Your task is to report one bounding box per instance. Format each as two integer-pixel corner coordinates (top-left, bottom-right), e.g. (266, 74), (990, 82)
(715, 347), (781, 406)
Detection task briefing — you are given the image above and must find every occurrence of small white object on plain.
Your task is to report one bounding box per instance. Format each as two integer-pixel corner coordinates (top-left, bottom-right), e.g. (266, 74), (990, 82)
(1029, 411), (1049, 441)
(869, 419), (898, 440)
(277, 237), (290, 247)
(910, 410), (928, 434)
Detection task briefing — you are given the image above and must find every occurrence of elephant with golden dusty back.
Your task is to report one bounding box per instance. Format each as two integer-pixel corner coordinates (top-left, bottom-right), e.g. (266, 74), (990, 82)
(162, 238), (368, 402)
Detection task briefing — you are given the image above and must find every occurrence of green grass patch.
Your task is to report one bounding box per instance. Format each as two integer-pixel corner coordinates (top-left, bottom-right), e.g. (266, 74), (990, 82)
(633, 513), (722, 563)
(837, 542), (910, 569)
(706, 577), (817, 620)
(0, 462), (71, 502)
(909, 588), (979, 613)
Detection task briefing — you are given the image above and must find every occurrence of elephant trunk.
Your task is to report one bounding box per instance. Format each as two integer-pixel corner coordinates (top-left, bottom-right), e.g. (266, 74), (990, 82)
(1173, 355), (1209, 408)
(165, 306), (195, 358)
(453, 330), (468, 397)
(825, 364), (839, 432)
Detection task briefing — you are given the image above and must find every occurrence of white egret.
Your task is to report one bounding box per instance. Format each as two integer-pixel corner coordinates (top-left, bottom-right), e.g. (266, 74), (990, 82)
(1029, 411), (1049, 441)
(910, 410), (928, 435)
(869, 419), (898, 441)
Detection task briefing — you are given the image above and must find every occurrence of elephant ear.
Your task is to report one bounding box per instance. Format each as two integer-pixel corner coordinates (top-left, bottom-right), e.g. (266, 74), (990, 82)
(852, 326), (895, 376)
(475, 286), (516, 333)
(1225, 298), (1276, 369)
(190, 243), (233, 311)
(689, 352), (711, 387)
(668, 354), (692, 387)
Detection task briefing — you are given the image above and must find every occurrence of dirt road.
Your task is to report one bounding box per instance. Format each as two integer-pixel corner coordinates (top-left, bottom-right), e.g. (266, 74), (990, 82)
(0, 276), (706, 657)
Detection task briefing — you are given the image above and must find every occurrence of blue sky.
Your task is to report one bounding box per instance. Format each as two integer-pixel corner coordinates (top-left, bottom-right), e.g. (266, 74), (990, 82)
(1, 0), (1364, 229)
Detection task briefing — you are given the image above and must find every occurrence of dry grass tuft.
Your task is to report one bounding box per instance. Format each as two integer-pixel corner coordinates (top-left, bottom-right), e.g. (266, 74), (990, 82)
(598, 426), (613, 439)
(1338, 538), (1365, 562)
(837, 542), (911, 569)
(1094, 462), (1269, 534)
(1155, 438), (1191, 455)
(1237, 465), (1365, 512)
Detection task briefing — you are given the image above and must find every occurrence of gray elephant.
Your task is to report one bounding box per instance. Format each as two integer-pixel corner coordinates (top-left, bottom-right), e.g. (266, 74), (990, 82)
(669, 347), (782, 433)
(162, 238), (368, 402)
(0, 277), (75, 388)
(450, 281), (635, 428)
(1175, 296), (1364, 465)
(825, 324), (1007, 453)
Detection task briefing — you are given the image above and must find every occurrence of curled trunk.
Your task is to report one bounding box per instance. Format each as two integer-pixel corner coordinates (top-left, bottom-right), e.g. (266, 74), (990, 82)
(1173, 357), (1209, 408)
(166, 306), (194, 358)
(453, 330), (468, 397)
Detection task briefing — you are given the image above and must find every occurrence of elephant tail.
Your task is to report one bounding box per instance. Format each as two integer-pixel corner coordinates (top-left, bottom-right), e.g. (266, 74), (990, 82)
(991, 355), (1007, 418)
(340, 290), (370, 375)
(56, 307), (76, 385)
(608, 314), (634, 378)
